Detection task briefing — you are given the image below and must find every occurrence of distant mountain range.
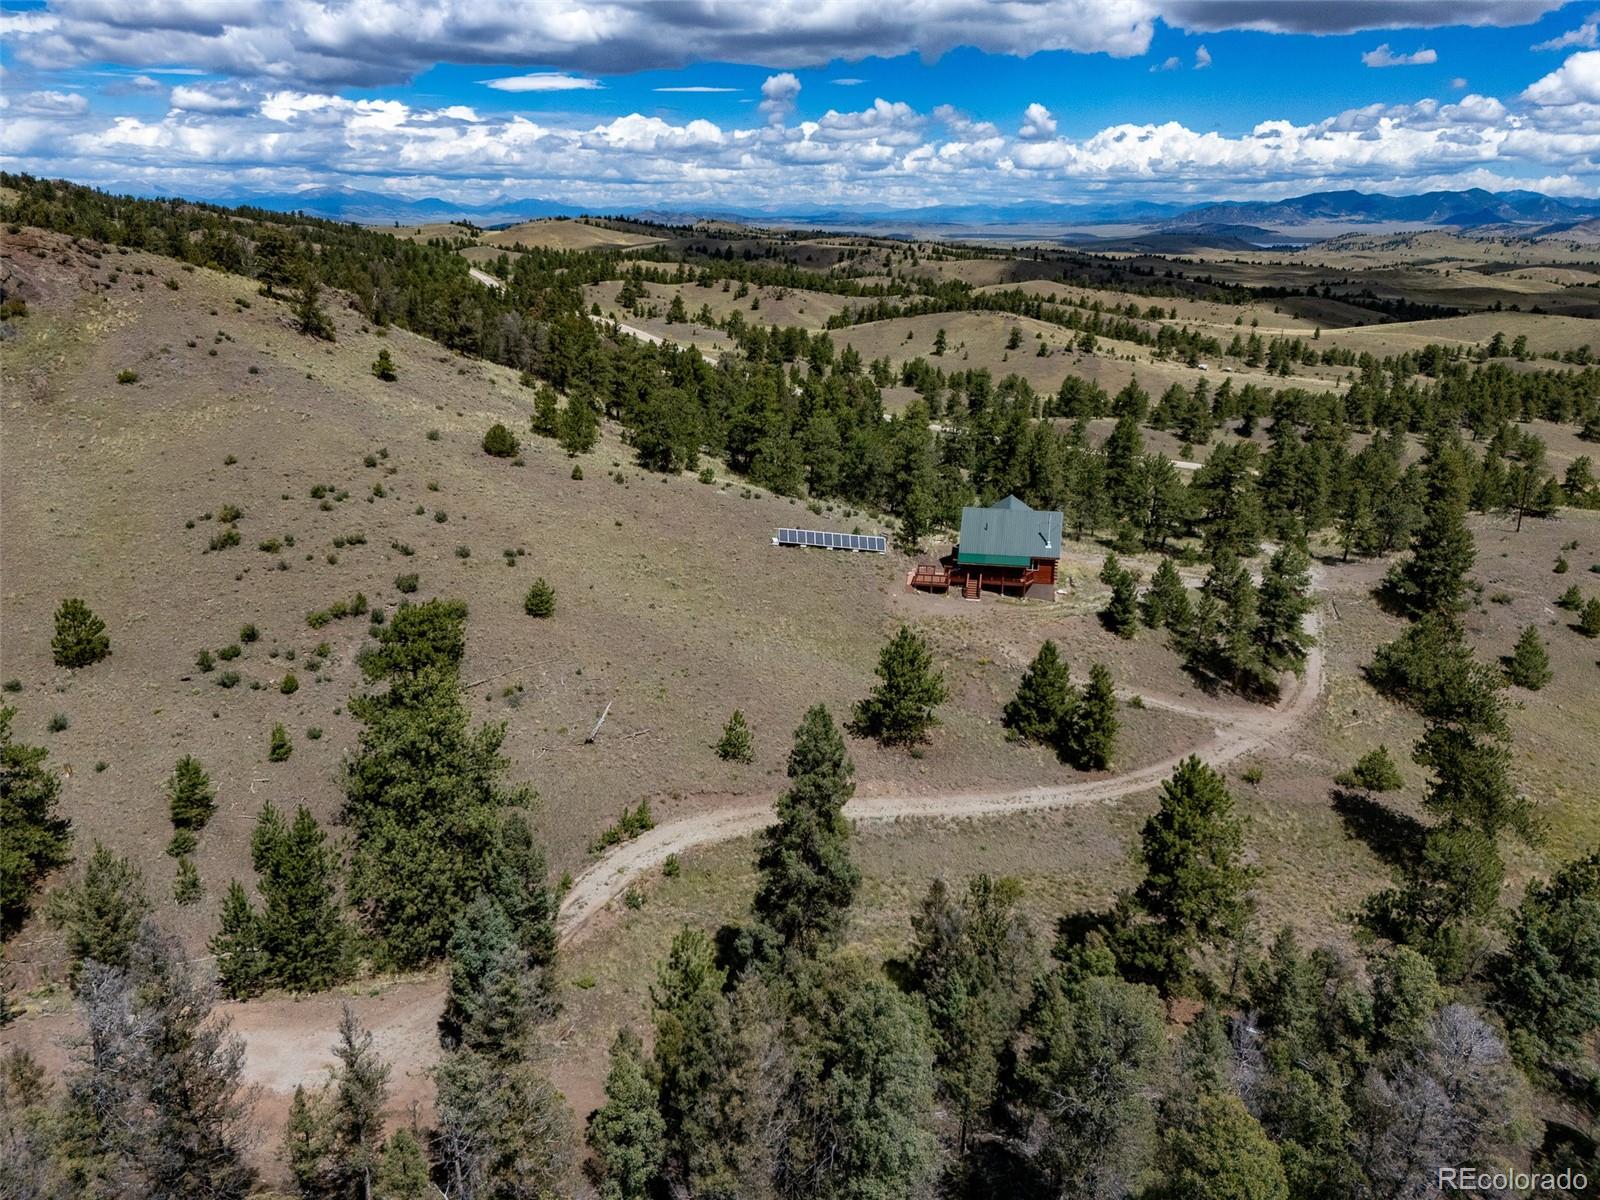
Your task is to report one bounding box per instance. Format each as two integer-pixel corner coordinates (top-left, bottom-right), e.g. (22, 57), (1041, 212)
(189, 184), (1600, 236)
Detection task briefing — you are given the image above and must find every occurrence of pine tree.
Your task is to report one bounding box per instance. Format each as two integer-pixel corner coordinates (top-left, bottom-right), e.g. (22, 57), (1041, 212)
(1153, 1090), (1288, 1200)
(1003, 641), (1075, 746)
(173, 857), (203, 906)
(51, 597), (110, 668)
(524, 577), (556, 617)
(268, 723), (292, 762)
(1142, 557), (1191, 633)
(1386, 443), (1475, 616)
(294, 269), (335, 341)
(558, 394), (599, 455)
(166, 754), (216, 833)
(531, 383), (560, 436)
(849, 625), (948, 747)
(327, 1005), (391, 1200)
(1505, 625), (1551, 690)
(0, 705), (72, 935)
(1491, 852), (1600, 1062)
(715, 709), (754, 763)
(753, 705), (860, 954)
(210, 880), (267, 999)
(650, 927), (733, 1187)
(1257, 541), (1315, 676)
(88, 924), (257, 1199)
(1580, 597), (1600, 638)
(484, 811), (558, 971)
(433, 1049), (577, 1200)
(48, 842), (149, 986)
(371, 348), (397, 381)
(250, 803), (348, 992)
(1066, 663), (1119, 771)
(1130, 757), (1258, 994)
(587, 1028), (666, 1200)
(1099, 553), (1140, 639)
(374, 1130), (429, 1200)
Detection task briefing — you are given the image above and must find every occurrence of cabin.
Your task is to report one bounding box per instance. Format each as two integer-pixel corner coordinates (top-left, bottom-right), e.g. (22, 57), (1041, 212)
(909, 495), (1062, 601)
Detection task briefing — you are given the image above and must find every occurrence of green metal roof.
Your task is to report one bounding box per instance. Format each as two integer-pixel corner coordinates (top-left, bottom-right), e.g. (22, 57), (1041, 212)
(955, 496), (1063, 566)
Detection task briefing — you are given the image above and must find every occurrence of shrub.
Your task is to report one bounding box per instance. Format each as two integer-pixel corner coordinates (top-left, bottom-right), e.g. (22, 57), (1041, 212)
(208, 527), (241, 551)
(663, 854), (681, 878)
(1335, 745), (1404, 792)
(524, 578), (555, 618)
(195, 649), (215, 673)
(571, 464), (583, 480)
(306, 726), (323, 740)
(1558, 584), (1584, 610)
(239, 623), (260, 644)
(2, 679), (20, 692)
(166, 828), (197, 858)
(116, 369), (138, 384)
(455, 544), (471, 559)
(590, 800), (655, 853)
(426, 428), (440, 441)
(280, 671), (300, 695)
(372, 348), (397, 381)
(218, 504), (243, 523)
(1580, 597), (1600, 638)
(268, 723), (292, 762)
(216, 670), (241, 688)
(218, 643), (241, 661)
(47, 713), (69, 733)
(395, 572), (419, 594)
(51, 598), (110, 668)
(482, 423), (519, 458)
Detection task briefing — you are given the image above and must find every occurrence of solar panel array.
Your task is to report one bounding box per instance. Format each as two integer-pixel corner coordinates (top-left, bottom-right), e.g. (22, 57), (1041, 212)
(775, 528), (887, 553)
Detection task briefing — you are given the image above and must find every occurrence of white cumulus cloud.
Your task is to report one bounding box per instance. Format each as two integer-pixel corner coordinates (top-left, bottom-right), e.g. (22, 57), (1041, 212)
(1362, 44), (1439, 67)
(1019, 102), (1057, 138)
(759, 72), (801, 124)
(1523, 49), (1600, 103)
(484, 73), (601, 92)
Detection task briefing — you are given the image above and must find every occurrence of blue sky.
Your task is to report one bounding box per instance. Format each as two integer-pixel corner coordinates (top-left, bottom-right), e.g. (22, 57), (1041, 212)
(2, 1), (1599, 209)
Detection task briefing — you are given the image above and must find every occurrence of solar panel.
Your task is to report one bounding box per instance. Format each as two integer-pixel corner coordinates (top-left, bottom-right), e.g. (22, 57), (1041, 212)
(772, 528), (886, 553)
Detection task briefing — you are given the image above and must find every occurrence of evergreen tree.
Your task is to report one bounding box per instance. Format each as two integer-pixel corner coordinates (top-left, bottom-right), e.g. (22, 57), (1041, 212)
(650, 927), (733, 1189)
(371, 348), (397, 381)
(51, 597), (110, 668)
(374, 1130), (429, 1200)
(1580, 596), (1600, 638)
(1492, 853), (1600, 1063)
(1066, 662), (1119, 771)
(1099, 553), (1140, 639)
(1385, 443), (1475, 617)
(327, 1005), (391, 1200)
(1002, 641), (1075, 746)
(432, 1048), (577, 1200)
(1127, 757), (1258, 994)
(166, 754), (217, 833)
(558, 394), (599, 455)
(74, 923), (256, 1199)
(483, 810), (558, 971)
(1505, 625), (1552, 690)
(343, 600), (541, 967)
(1257, 541), (1315, 676)
(294, 269), (335, 341)
(1142, 557), (1191, 633)
(849, 625), (948, 747)
(1364, 824), (1503, 982)
(250, 803), (349, 992)
(779, 956), (939, 1200)
(1153, 1090), (1289, 1200)
(715, 709), (755, 763)
(253, 225), (298, 296)
(531, 383), (560, 436)
(1015, 972), (1167, 1196)
(48, 842), (149, 986)
(268, 722), (293, 762)
(210, 879), (268, 999)
(173, 856), (203, 906)
(443, 894), (548, 1060)
(0, 706), (72, 936)
(909, 875), (1037, 1156)
(586, 1028), (666, 1200)
(1192, 442), (1264, 558)
(753, 705), (860, 954)
(524, 577), (555, 617)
